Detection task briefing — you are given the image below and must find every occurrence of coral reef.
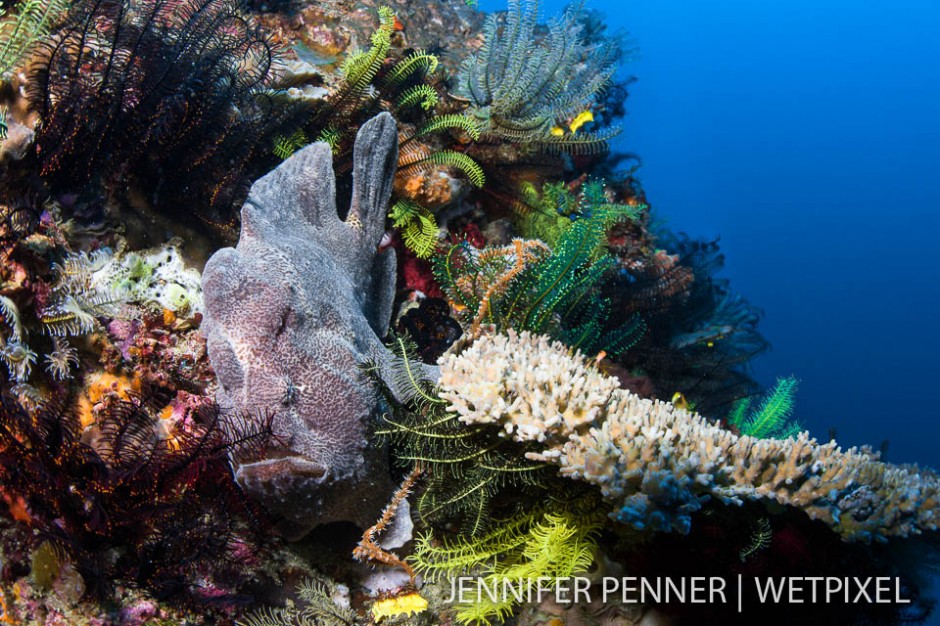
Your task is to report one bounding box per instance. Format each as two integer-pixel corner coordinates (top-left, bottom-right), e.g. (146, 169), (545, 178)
(40, 243), (204, 340)
(612, 233), (769, 415)
(0, 205), (209, 403)
(202, 112), (416, 538)
(94, 245), (205, 315)
(373, 334), (563, 536)
(440, 331), (940, 541)
(0, 0), (932, 624)
(236, 576), (357, 626)
(441, 329), (619, 444)
(327, 11), (484, 258)
(260, 5), (488, 261)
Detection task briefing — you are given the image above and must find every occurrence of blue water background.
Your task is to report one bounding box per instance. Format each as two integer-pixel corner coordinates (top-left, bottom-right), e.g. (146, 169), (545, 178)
(476, 0), (940, 470)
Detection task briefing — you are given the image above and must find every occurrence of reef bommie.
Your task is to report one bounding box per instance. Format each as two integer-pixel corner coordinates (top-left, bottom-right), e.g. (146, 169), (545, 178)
(0, 0), (935, 625)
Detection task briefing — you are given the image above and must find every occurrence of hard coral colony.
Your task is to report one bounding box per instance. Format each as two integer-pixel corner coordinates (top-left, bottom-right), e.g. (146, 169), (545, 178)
(0, 0), (933, 626)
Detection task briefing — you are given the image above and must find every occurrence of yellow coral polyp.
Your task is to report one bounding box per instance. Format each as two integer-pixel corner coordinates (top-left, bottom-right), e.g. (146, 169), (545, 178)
(371, 592), (428, 622)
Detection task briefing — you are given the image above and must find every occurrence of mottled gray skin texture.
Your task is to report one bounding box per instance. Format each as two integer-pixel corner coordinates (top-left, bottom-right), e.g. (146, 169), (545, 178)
(201, 113), (403, 539)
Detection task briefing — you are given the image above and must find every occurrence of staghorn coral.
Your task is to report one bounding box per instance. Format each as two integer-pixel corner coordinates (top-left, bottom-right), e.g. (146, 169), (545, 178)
(202, 112), (422, 539)
(440, 329), (618, 443)
(439, 331), (940, 541)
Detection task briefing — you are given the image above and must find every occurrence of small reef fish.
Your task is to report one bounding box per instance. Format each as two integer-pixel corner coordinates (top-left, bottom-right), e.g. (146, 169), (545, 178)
(671, 325), (734, 350)
(569, 109), (595, 133)
(671, 392), (690, 410)
(551, 110), (595, 136)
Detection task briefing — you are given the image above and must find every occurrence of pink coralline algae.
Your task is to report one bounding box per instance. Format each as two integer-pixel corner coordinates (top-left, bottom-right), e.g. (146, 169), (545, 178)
(107, 319), (140, 361)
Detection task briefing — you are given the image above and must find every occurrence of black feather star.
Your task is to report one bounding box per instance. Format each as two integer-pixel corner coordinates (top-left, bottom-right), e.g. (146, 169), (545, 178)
(27, 0), (304, 228)
(0, 384), (277, 599)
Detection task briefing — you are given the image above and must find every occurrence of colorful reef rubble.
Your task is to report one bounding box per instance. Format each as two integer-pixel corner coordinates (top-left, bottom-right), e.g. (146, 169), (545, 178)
(0, 0), (936, 625)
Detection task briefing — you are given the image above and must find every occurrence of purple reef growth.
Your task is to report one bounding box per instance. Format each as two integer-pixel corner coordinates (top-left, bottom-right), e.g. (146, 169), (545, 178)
(201, 112), (405, 539)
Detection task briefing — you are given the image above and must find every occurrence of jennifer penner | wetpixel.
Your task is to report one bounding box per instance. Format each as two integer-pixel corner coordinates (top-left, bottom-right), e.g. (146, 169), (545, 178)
(444, 576), (912, 606)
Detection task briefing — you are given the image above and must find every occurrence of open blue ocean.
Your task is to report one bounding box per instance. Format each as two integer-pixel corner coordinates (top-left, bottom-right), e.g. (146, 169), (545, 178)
(477, 0), (940, 470)
(478, 1), (940, 622)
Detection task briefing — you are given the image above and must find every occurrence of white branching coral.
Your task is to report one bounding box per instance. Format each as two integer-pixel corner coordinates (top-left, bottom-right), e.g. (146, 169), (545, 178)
(439, 331), (940, 542)
(439, 330), (618, 443)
